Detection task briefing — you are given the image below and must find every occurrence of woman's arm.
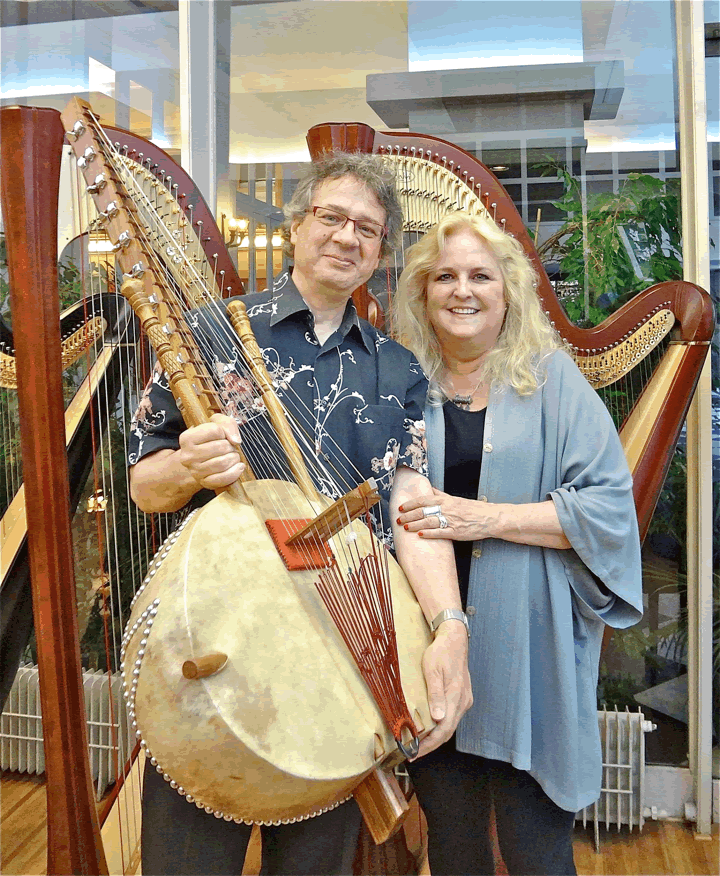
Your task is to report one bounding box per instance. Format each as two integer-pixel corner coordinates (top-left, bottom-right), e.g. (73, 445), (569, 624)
(390, 466), (473, 756)
(397, 489), (571, 549)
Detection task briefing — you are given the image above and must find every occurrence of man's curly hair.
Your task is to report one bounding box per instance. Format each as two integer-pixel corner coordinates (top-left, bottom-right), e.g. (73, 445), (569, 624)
(280, 151), (403, 262)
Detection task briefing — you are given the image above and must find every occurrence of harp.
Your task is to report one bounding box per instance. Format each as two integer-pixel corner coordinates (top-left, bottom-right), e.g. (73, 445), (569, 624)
(0, 111), (245, 704)
(0, 104), (247, 874)
(0, 291), (129, 706)
(2, 102), (433, 876)
(307, 121), (714, 876)
(306, 123), (714, 540)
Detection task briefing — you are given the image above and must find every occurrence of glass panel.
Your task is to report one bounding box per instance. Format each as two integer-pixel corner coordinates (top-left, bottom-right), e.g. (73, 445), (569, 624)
(1, 0), (714, 783)
(1, 8), (181, 152)
(0, 7), (181, 685)
(481, 147), (522, 180)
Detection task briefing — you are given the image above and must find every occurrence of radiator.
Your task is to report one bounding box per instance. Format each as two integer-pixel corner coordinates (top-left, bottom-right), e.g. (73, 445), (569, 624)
(0, 663), (130, 799)
(577, 706), (657, 851)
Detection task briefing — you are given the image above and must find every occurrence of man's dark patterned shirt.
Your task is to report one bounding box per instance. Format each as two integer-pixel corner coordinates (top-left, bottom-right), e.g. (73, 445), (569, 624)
(128, 272), (428, 545)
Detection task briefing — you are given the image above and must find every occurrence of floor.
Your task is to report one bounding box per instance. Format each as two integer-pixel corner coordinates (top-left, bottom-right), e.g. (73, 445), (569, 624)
(1, 772), (718, 876)
(572, 820), (719, 876)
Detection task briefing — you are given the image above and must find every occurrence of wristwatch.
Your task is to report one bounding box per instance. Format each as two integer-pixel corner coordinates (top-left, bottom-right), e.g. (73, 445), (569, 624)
(429, 608), (470, 637)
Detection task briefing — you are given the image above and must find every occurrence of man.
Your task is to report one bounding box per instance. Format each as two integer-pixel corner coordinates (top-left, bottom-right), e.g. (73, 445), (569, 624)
(129, 152), (471, 876)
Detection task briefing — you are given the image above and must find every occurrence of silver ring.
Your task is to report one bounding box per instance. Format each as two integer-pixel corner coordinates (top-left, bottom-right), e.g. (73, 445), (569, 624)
(437, 512), (449, 529)
(421, 505), (442, 517)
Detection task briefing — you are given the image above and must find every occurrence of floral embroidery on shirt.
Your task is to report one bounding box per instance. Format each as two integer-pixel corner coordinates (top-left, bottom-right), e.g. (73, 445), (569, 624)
(128, 363), (170, 464)
(370, 420), (427, 491)
(246, 294), (282, 319)
(371, 439), (400, 479)
(214, 361), (265, 425)
(402, 418), (428, 475)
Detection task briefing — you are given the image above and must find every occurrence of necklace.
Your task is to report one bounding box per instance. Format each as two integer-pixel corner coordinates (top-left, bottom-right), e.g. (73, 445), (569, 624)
(443, 371), (484, 410)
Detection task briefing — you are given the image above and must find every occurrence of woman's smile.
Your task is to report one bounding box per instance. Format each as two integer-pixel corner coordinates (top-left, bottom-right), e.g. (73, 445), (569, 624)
(425, 229), (506, 352)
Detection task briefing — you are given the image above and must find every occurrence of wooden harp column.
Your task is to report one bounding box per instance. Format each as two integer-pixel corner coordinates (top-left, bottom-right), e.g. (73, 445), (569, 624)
(0, 106), (246, 876)
(0, 106), (108, 874)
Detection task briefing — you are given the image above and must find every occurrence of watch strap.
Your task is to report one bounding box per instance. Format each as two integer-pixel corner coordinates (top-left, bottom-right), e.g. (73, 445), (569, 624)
(429, 608), (469, 637)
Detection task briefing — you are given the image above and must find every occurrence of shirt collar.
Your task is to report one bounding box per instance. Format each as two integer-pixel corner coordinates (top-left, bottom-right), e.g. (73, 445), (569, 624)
(268, 271), (375, 354)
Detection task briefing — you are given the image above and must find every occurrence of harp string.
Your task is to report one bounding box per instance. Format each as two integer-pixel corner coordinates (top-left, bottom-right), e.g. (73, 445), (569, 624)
(71, 214), (123, 793)
(71, 229), (158, 870)
(64, 158), (169, 864)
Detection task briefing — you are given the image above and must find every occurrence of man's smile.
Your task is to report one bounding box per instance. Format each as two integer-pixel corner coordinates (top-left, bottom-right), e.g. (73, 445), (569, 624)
(324, 254), (356, 267)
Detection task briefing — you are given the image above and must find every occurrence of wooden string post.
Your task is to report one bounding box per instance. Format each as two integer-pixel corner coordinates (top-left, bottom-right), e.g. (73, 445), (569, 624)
(226, 299), (319, 503)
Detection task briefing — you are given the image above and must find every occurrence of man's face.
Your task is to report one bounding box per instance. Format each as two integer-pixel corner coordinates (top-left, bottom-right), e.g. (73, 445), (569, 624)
(290, 175), (386, 298)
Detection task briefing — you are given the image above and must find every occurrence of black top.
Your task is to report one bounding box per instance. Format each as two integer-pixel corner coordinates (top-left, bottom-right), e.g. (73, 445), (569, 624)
(443, 402), (486, 606)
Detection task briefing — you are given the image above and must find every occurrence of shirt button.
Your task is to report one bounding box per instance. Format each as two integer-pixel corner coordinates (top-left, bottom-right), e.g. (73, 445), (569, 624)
(472, 548), (482, 558)
(466, 606), (476, 616)
(483, 442), (493, 453)
(478, 495), (488, 503)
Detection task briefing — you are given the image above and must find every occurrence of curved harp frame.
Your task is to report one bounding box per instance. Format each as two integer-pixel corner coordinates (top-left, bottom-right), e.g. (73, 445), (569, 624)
(0, 103), (247, 875)
(306, 122), (714, 540)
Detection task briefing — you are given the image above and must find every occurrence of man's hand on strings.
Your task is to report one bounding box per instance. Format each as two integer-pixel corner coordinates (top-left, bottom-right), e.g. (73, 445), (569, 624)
(416, 623), (473, 758)
(178, 413), (245, 491)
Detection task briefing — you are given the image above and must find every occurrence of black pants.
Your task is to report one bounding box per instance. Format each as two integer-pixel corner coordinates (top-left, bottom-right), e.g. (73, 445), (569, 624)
(141, 760), (362, 876)
(407, 740), (577, 876)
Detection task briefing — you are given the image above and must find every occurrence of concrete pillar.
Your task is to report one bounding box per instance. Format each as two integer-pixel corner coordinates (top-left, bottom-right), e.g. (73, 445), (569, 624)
(178, 0), (232, 219)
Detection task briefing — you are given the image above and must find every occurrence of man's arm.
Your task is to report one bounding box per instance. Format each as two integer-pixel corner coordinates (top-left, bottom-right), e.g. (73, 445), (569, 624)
(390, 465), (472, 757)
(130, 414), (245, 513)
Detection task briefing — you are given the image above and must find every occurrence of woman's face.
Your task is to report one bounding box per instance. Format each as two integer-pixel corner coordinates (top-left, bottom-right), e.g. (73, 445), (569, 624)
(425, 229), (506, 354)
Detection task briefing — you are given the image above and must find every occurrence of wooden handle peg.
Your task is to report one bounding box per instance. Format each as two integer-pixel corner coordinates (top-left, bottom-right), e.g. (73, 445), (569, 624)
(353, 767), (409, 844)
(182, 652), (228, 679)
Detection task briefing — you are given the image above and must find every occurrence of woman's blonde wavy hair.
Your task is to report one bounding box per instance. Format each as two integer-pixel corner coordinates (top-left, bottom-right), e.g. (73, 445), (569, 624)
(393, 212), (562, 397)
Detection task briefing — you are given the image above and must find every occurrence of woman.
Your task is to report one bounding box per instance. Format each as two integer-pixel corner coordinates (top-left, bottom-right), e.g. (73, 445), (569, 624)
(392, 212), (643, 876)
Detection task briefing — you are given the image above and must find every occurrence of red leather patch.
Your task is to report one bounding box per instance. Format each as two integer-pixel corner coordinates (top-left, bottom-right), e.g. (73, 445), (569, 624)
(265, 518), (333, 571)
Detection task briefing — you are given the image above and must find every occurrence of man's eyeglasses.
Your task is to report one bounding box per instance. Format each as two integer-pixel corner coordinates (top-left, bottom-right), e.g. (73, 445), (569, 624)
(307, 206), (387, 242)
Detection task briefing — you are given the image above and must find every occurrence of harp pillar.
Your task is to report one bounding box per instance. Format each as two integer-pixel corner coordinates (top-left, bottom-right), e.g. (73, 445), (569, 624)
(0, 105), (109, 875)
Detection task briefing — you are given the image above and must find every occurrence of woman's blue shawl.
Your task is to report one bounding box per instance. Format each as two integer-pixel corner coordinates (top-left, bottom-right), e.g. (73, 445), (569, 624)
(424, 350), (643, 811)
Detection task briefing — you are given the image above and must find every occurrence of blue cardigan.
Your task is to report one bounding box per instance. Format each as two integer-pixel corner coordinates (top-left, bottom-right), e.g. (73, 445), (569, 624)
(424, 350), (643, 811)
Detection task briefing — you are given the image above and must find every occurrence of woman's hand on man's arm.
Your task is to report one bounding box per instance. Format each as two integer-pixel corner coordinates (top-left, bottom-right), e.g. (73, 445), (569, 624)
(397, 488), (571, 549)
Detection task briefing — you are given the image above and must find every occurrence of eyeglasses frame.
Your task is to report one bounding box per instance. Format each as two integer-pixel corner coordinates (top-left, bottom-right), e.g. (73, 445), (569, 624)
(306, 205), (388, 241)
